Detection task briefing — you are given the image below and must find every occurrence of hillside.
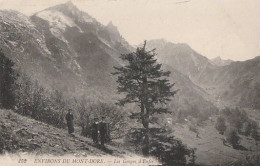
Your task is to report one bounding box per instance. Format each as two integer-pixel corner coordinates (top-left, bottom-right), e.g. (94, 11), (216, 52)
(146, 39), (260, 109)
(172, 114), (259, 165)
(1, 2), (259, 165)
(0, 3), (218, 116)
(0, 2), (131, 102)
(146, 39), (215, 80)
(163, 65), (218, 121)
(197, 56), (260, 109)
(0, 108), (133, 156)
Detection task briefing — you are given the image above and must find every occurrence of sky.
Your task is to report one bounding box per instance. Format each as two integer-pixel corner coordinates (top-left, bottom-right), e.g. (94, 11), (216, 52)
(0, 0), (260, 61)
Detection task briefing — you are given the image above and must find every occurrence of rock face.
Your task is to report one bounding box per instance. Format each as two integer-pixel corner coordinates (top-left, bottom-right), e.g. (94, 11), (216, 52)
(146, 39), (214, 80)
(0, 2), (132, 101)
(210, 56), (233, 66)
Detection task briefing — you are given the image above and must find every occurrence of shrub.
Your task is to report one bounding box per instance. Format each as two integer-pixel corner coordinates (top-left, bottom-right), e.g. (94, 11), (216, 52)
(215, 116), (227, 134)
(73, 100), (127, 139)
(225, 128), (240, 147)
(125, 127), (192, 165)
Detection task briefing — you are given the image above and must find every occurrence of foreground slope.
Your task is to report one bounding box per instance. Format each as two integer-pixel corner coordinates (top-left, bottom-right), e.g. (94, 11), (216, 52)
(0, 109), (131, 156)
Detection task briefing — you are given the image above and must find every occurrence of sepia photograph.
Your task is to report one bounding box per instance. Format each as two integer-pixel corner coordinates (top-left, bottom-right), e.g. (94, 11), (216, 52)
(0, 0), (259, 165)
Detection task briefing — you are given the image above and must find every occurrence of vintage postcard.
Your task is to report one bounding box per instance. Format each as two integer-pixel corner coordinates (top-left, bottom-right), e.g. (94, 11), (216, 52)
(0, 0), (259, 165)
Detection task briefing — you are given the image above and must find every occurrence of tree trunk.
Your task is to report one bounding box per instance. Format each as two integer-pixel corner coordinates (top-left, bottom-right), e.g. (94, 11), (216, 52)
(141, 77), (150, 156)
(142, 116), (149, 156)
(141, 102), (149, 156)
(81, 124), (86, 136)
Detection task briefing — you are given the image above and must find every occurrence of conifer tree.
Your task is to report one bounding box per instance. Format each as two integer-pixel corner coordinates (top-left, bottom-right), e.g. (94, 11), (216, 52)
(0, 50), (17, 109)
(215, 116), (227, 134)
(113, 41), (177, 156)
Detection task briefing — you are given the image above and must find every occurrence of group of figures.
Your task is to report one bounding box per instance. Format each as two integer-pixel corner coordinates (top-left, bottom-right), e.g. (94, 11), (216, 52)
(65, 109), (110, 147)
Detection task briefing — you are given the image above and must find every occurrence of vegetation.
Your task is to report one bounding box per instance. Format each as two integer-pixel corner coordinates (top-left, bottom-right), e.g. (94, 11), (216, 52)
(113, 41), (177, 155)
(0, 50), (17, 109)
(217, 107), (260, 155)
(125, 126), (192, 165)
(15, 73), (66, 128)
(222, 108), (248, 133)
(73, 99), (127, 139)
(215, 116), (227, 134)
(225, 128), (240, 147)
(113, 41), (193, 164)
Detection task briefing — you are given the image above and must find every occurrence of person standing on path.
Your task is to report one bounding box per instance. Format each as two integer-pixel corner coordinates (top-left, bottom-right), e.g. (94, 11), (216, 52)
(65, 109), (74, 135)
(99, 116), (107, 147)
(91, 117), (99, 144)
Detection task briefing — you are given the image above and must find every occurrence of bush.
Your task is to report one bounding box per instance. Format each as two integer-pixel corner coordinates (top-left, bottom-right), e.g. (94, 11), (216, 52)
(15, 74), (66, 128)
(225, 128), (240, 147)
(125, 127), (192, 165)
(73, 100), (128, 139)
(251, 128), (259, 141)
(215, 116), (227, 134)
(221, 108), (249, 134)
(189, 124), (199, 135)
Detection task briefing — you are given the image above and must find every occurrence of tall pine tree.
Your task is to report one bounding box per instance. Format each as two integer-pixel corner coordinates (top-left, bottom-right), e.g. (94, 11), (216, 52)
(113, 41), (177, 156)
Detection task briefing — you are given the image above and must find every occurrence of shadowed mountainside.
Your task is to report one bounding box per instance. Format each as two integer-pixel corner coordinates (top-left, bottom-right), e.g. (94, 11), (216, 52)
(0, 2), (217, 114)
(146, 39), (260, 109)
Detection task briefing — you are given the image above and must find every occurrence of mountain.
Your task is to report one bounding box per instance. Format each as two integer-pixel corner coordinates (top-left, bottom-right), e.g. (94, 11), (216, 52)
(163, 65), (218, 120)
(0, 2), (134, 102)
(146, 39), (260, 109)
(145, 39), (216, 80)
(1, 3), (259, 165)
(0, 2), (218, 115)
(210, 56), (233, 66)
(138, 40), (218, 117)
(197, 56), (260, 109)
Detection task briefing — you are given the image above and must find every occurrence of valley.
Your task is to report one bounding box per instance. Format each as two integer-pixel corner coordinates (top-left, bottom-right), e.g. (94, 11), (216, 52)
(0, 1), (259, 165)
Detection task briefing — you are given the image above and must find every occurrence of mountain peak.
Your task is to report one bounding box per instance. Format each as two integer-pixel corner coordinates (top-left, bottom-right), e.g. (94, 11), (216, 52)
(148, 39), (168, 45)
(107, 21), (114, 27)
(65, 0), (74, 5)
(212, 56), (221, 61)
(210, 56), (233, 66)
(106, 21), (121, 38)
(36, 0), (80, 16)
(62, 1), (77, 9)
(145, 39), (168, 50)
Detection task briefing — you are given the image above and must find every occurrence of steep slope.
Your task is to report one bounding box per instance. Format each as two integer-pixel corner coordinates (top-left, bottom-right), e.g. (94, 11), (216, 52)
(0, 2), (133, 101)
(197, 56), (260, 109)
(163, 65), (218, 120)
(146, 39), (260, 109)
(144, 40), (218, 116)
(146, 39), (215, 79)
(0, 109), (131, 156)
(0, 3), (217, 116)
